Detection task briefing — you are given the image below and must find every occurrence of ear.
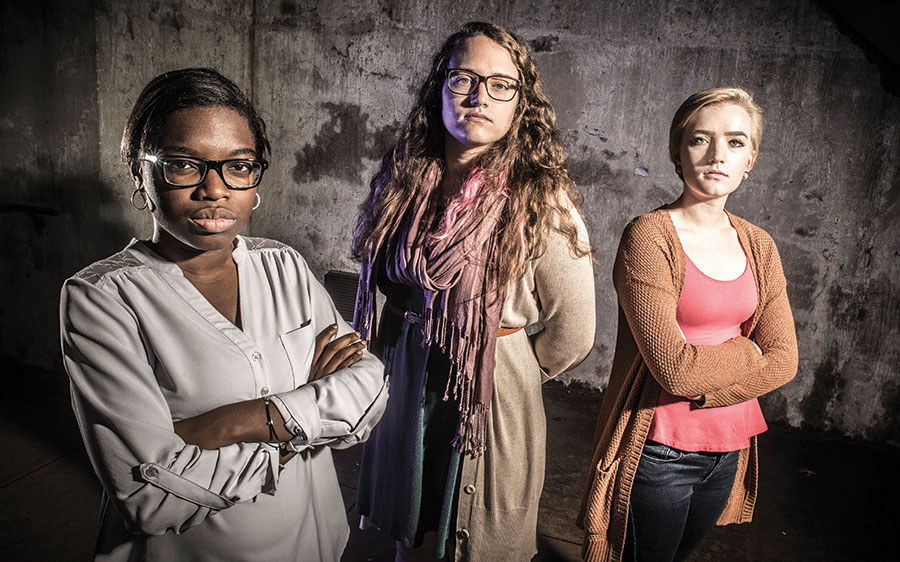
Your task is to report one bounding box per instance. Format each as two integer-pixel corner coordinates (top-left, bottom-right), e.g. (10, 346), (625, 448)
(130, 161), (143, 188)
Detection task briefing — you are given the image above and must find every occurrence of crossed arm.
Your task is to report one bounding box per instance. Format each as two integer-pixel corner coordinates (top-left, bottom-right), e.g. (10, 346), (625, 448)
(61, 266), (387, 535)
(615, 218), (798, 406)
(173, 325), (366, 461)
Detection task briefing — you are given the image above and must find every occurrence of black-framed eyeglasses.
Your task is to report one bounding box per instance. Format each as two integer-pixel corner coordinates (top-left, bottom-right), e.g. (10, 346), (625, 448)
(141, 155), (268, 190)
(446, 68), (520, 102)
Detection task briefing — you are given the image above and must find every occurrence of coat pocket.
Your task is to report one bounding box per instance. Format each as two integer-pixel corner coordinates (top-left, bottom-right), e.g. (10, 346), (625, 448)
(279, 319), (313, 387)
(582, 458), (621, 534)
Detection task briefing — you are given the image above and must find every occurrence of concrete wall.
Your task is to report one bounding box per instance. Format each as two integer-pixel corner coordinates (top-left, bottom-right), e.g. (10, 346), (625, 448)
(2, 0), (898, 445)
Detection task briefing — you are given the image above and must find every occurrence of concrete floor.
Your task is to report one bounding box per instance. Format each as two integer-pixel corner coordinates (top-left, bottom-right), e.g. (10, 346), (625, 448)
(2, 359), (897, 561)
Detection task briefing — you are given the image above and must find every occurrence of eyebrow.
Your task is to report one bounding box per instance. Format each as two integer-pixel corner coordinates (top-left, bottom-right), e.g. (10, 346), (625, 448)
(690, 129), (749, 138)
(454, 67), (520, 81)
(160, 145), (258, 158)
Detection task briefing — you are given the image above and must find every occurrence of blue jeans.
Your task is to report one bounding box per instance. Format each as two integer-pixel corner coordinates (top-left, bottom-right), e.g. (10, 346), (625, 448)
(625, 440), (739, 562)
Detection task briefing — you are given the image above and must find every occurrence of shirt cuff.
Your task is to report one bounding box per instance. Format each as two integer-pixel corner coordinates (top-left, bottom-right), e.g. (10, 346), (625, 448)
(269, 391), (316, 453)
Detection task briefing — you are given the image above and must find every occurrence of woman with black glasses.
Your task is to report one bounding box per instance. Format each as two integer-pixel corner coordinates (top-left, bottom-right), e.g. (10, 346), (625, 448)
(352, 22), (595, 561)
(59, 68), (387, 561)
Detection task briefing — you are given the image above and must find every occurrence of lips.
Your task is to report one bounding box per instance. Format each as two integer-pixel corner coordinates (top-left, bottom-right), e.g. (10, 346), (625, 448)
(464, 112), (492, 123)
(189, 207), (237, 233)
(704, 169), (729, 178)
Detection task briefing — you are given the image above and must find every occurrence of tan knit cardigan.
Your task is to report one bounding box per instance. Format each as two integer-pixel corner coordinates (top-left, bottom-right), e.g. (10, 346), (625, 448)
(577, 209), (798, 562)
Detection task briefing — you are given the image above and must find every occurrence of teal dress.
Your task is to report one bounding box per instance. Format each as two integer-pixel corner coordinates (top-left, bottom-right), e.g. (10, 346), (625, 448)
(356, 275), (461, 558)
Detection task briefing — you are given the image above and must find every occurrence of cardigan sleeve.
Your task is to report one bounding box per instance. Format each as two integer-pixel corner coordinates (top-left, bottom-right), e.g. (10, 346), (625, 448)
(614, 217), (764, 398)
(696, 233), (798, 407)
(60, 278), (280, 537)
(531, 201), (596, 379)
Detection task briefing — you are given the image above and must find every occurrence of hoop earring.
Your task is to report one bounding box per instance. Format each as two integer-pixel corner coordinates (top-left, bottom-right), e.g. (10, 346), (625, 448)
(130, 187), (148, 210)
(743, 169), (751, 180)
(252, 193), (261, 210)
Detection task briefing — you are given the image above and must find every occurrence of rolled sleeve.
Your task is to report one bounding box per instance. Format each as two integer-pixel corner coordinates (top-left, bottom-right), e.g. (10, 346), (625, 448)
(61, 278), (280, 535)
(271, 354), (389, 451)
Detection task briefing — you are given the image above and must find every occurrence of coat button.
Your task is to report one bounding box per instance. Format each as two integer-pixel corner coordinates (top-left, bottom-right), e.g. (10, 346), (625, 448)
(456, 528), (469, 540)
(144, 466), (158, 479)
(260, 387), (269, 396)
(463, 484), (476, 494)
(252, 352), (262, 361)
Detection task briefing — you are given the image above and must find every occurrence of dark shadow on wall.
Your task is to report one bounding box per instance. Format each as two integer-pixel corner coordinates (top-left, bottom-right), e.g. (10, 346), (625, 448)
(0, 164), (134, 368)
(816, 0), (900, 96)
(0, 167), (132, 548)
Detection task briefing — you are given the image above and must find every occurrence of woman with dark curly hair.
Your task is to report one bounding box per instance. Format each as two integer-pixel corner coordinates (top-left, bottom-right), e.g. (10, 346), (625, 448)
(352, 21), (596, 561)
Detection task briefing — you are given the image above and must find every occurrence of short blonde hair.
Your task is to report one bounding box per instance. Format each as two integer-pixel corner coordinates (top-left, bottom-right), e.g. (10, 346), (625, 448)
(668, 87), (764, 166)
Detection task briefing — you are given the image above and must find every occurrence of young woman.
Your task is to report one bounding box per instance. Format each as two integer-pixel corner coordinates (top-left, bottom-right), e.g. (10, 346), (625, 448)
(59, 68), (387, 561)
(352, 22), (596, 562)
(577, 87), (799, 562)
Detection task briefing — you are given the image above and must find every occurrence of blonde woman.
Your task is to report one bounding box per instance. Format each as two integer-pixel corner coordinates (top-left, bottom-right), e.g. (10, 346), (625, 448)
(578, 87), (798, 562)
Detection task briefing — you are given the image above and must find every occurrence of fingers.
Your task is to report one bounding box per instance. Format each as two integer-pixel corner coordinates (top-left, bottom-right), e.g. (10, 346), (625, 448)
(312, 324), (339, 367)
(317, 332), (366, 376)
(309, 325), (367, 381)
(321, 338), (366, 375)
(752, 340), (763, 355)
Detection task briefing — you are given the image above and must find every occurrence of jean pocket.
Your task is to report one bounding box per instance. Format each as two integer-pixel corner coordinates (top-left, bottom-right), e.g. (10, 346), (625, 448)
(640, 440), (685, 463)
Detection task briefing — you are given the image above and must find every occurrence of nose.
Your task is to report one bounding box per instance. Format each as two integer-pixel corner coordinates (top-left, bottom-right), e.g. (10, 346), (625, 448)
(469, 79), (490, 106)
(708, 139), (726, 163)
(196, 167), (230, 200)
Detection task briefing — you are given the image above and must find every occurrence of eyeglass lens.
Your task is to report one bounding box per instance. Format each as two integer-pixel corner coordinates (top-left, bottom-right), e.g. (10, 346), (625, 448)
(447, 70), (518, 101)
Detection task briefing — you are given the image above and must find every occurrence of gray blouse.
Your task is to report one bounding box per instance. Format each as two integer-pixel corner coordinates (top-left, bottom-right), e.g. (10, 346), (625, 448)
(60, 236), (387, 561)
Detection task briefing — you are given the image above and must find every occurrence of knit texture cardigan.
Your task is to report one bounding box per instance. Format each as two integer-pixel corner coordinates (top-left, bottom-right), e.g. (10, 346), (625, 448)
(577, 209), (798, 562)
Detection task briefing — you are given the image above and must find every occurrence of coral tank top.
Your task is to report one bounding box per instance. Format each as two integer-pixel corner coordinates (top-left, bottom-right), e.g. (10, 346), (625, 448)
(647, 252), (768, 452)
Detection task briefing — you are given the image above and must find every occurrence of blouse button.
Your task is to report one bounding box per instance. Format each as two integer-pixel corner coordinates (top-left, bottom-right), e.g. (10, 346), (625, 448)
(463, 484), (476, 495)
(260, 387), (270, 396)
(456, 529), (469, 540)
(252, 352), (262, 361)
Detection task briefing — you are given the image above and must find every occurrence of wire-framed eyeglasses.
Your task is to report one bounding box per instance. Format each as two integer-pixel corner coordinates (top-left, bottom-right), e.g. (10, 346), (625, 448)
(446, 68), (521, 102)
(141, 154), (268, 190)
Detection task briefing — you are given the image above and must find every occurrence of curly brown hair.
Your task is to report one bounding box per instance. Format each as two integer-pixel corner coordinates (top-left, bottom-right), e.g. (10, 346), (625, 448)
(352, 21), (591, 285)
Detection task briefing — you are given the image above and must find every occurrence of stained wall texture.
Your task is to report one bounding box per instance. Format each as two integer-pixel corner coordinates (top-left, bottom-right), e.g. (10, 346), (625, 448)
(1, 0), (898, 445)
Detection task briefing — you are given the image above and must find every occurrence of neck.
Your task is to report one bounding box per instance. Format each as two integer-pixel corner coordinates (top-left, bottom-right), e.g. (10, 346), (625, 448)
(149, 227), (236, 277)
(443, 134), (489, 196)
(668, 189), (730, 229)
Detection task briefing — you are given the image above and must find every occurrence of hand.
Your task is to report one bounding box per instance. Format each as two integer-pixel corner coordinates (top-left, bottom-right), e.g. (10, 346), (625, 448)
(309, 324), (366, 382)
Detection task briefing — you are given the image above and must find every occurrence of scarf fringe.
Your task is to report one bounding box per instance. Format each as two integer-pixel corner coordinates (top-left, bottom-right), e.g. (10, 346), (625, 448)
(354, 163), (506, 456)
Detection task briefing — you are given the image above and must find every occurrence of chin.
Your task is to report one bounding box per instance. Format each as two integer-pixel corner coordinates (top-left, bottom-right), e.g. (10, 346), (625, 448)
(690, 180), (740, 198)
(179, 231), (239, 253)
